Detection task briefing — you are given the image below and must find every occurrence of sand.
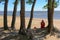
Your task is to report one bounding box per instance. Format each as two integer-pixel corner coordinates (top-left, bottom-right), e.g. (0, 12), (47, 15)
(0, 16), (60, 40)
(0, 16), (60, 30)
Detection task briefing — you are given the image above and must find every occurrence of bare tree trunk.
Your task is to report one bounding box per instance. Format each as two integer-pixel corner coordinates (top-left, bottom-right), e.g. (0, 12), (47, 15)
(47, 0), (54, 33)
(19, 0), (25, 34)
(11, 0), (18, 30)
(27, 0), (36, 29)
(4, 0), (8, 30)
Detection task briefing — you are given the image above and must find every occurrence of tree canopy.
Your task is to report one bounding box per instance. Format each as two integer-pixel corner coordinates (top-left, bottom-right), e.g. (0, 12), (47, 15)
(43, 1), (58, 9)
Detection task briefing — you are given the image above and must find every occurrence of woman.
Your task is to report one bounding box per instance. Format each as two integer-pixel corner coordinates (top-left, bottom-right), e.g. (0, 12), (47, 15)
(41, 20), (45, 29)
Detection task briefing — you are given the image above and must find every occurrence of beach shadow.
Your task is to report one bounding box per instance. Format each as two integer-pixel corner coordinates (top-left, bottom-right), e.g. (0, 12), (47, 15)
(1, 28), (47, 40)
(0, 27), (19, 40)
(30, 27), (49, 40)
(0, 30), (18, 40)
(1, 27), (60, 40)
(50, 27), (60, 38)
(1, 33), (30, 40)
(0, 27), (4, 31)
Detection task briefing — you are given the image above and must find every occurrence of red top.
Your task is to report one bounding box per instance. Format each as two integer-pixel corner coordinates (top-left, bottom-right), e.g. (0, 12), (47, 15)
(41, 20), (45, 29)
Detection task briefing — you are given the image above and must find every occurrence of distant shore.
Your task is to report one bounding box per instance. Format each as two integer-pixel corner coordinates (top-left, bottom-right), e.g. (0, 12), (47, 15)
(0, 16), (60, 30)
(0, 11), (60, 19)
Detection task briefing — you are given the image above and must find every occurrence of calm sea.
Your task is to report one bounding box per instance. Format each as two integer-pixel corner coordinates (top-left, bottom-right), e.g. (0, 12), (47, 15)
(0, 11), (60, 19)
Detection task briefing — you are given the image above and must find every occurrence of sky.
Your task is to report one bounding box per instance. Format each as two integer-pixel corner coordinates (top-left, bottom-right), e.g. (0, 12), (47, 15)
(0, 0), (60, 11)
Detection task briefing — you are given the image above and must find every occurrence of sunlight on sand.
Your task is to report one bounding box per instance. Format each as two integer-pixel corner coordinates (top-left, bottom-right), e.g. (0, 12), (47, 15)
(0, 16), (60, 30)
(0, 16), (60, 40)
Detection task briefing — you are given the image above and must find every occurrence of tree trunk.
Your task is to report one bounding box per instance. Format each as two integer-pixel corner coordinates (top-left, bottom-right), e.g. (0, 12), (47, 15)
(11, 0), (18, 30)
(19, 0), (25, 34)
(4, 0), (8, 30)
(27, 0), (36, 29)
(47, 0), (54, 33)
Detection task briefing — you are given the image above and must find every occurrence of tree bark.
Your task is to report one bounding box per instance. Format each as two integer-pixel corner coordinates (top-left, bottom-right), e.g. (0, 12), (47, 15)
(4, 0), (8, 30)
(27, 0), (36, 29)
(11, 0), (18, 30)
(47, 0), (54, 33)
(19, 0), (25, 34)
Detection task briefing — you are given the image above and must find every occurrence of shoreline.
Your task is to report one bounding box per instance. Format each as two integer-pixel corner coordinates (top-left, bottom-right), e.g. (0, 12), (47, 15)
(0, 15), (60, 20)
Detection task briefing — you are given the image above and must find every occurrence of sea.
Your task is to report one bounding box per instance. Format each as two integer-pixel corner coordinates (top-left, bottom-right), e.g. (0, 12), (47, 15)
(0, 11), (60, 19)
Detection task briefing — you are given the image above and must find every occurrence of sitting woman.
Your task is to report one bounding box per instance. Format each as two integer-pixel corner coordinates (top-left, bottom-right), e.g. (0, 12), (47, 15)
(41, 20), (45, 29)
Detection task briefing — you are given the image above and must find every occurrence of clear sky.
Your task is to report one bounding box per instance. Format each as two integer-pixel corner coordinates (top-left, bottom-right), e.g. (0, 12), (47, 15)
(0, 0), (60, 11)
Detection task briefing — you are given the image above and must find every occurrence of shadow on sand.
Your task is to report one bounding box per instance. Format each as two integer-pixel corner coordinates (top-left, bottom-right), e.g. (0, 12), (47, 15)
(0, 27), (60, 40)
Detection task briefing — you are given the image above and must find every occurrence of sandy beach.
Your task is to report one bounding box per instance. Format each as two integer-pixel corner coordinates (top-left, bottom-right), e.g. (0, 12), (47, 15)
(0, 16), (60, 30)
(0, 16), (60, 40)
